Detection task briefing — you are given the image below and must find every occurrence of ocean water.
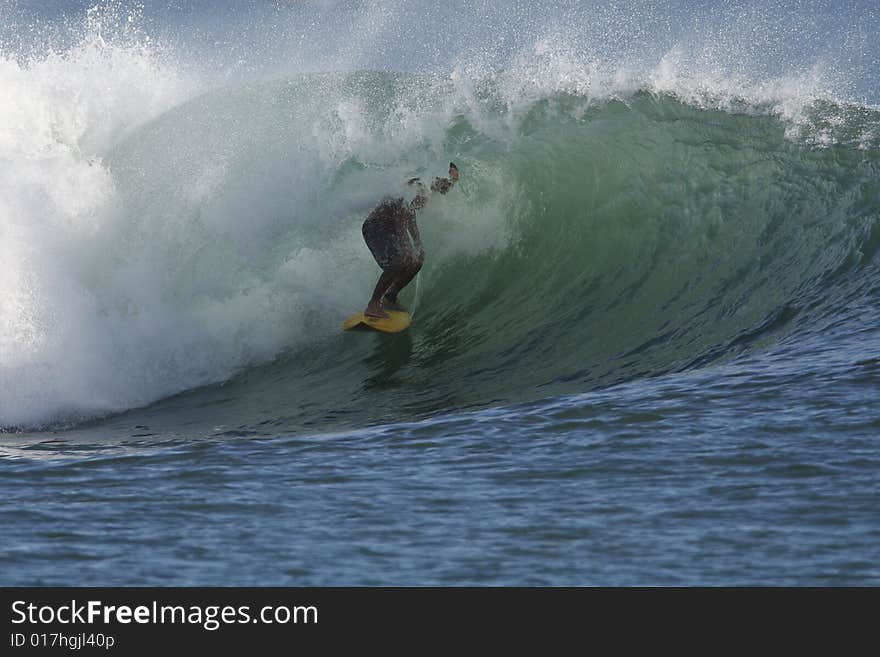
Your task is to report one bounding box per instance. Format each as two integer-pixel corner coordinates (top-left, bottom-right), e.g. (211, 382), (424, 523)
(1, 0), (879, 585)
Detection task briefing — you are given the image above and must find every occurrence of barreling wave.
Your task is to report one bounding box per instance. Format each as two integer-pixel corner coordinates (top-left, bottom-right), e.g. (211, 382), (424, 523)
(2, 21), (879, 431)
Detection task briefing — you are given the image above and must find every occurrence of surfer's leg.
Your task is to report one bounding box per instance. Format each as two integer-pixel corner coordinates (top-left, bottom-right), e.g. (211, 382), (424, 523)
(381, 295), (407, 311)
(365, 270), (395, 318)
(383, 259), (422, 304)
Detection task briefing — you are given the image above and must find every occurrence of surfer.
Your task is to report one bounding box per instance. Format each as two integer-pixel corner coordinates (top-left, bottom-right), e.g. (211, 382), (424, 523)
(362, 162), (459, 318)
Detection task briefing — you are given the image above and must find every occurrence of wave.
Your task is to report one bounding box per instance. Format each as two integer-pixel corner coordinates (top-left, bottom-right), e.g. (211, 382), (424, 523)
(2, 7), (879, 430)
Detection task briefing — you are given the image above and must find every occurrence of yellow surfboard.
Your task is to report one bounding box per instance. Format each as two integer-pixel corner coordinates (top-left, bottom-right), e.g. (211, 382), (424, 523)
(342, 309), (411, 333)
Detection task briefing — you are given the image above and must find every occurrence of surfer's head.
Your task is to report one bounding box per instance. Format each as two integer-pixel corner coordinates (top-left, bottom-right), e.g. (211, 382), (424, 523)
(407, 163), (458, 209)
(430, 163), (459, 194)
(430, 177), (452, 194)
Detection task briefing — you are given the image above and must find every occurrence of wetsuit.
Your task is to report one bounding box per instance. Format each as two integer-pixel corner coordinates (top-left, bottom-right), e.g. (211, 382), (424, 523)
(362, 196), (421, 271)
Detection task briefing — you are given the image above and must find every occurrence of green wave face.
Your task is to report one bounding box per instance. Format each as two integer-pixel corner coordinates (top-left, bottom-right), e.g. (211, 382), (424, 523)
(415, 93), (880, 401)
(10, 69), (879, 431)
(5, 0), (880, 434)
(97, 71), (880, 430)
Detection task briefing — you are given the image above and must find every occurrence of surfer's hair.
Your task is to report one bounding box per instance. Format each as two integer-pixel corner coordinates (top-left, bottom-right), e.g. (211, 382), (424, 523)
(431, 177), (452, 194)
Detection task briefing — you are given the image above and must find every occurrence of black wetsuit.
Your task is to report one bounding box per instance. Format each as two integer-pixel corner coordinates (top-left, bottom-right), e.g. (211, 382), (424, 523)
(362, 197), (419, 271)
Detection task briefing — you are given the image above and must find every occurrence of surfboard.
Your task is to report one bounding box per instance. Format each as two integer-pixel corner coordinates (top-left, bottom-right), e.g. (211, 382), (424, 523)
(342, 309), (411, 333)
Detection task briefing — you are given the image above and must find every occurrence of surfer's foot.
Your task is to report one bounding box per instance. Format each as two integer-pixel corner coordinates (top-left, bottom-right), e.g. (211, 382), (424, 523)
(381, 295), (406, 312)
(364, 300), (389, 319)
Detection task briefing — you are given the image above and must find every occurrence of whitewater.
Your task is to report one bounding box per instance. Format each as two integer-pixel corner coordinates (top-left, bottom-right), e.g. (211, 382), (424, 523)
(2, 1), (879, 585)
